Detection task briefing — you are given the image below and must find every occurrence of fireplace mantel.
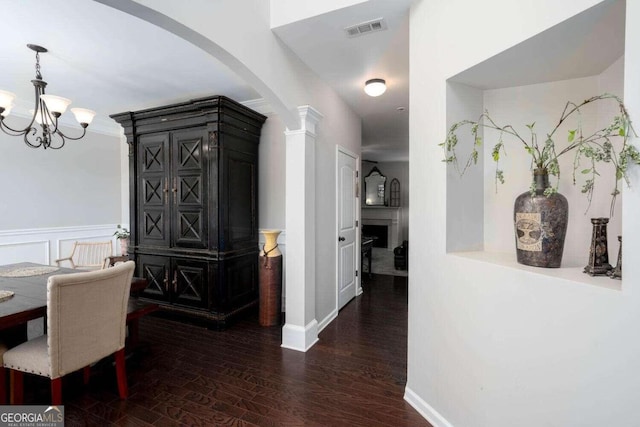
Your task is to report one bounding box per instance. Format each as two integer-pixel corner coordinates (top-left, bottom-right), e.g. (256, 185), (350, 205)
(361, 207), (402, 250)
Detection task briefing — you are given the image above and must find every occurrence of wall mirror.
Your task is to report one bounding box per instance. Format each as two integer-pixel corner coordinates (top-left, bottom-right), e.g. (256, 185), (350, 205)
(364, 167), (387, 206)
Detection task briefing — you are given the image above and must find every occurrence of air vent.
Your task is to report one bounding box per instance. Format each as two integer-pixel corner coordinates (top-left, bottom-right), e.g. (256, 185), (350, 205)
(345, 18), (387, 38)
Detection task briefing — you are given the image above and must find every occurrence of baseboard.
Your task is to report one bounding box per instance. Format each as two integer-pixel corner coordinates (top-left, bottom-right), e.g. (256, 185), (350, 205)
(317, 308), (338, 333)
(404, 386), (454, 427)
(281, 319), (319, 352)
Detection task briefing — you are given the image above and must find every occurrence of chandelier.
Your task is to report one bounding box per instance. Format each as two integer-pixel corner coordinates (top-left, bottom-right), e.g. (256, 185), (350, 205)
(0, 44), (96, 150)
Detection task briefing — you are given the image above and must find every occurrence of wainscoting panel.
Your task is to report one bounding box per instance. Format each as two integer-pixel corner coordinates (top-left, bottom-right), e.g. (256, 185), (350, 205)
(0, 224), (121, 266)
(0, 240), (50, 265)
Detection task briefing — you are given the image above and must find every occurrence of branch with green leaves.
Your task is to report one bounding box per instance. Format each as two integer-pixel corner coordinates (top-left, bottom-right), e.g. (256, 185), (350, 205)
(440, 93), (638, 215)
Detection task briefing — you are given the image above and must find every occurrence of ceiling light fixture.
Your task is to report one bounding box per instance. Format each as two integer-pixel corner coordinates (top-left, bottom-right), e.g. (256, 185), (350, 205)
(0, 44), (96, 150)
(364, 78), (386, 97)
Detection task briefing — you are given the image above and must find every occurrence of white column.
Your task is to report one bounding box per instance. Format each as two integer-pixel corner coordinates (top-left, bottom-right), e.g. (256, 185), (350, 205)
(282, 105), (323, 352)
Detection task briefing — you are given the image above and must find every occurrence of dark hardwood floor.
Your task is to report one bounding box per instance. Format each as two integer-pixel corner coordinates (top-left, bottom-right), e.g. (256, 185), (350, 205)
(23, 274), (431, 426)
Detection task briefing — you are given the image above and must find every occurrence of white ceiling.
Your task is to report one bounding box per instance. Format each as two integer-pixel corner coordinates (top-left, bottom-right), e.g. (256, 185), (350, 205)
(272, 0), (412, 161)
(0, 0), (411, 161)
(449, 0), (625, 90)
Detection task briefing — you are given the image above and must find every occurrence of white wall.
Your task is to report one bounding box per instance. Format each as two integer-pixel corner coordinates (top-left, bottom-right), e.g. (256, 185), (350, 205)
(0, 118), (123, 266)
(257, 109), (287, 231)
(407, 1), (640, 426)
(0, 118), (122, 231)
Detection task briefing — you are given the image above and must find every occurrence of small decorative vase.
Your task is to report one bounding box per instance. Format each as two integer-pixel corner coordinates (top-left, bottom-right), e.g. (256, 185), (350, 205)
(260, 230), (282, 257)
(513, 169), (568, 268)
(119, 238), (129, 256)
(584, 218), (613, 276)
(608, 235), (622, 280)
(259, 230), (282, 326)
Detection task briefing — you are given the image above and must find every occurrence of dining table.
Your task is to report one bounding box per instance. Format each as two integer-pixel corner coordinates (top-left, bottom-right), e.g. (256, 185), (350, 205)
(0, 262), (158, 347)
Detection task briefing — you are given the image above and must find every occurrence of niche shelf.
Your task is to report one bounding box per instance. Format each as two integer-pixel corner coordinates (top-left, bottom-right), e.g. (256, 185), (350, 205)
(444, 0), (626, 291)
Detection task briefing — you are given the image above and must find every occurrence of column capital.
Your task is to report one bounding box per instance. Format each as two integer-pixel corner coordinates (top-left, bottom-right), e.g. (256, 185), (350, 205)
(286, 105), (323, 136)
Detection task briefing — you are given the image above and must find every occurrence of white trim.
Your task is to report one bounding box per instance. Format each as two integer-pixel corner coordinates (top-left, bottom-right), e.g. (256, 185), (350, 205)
(317, 308), (338, 333)
(295, 105), (323, 135)
(0, 224), (121, 265)
(283, 129), (318, 139)
(241, 98), (273, 115)
(404, 387), (454, 427)
(0, 224), (116, 238)
(281, 320), (319, 352)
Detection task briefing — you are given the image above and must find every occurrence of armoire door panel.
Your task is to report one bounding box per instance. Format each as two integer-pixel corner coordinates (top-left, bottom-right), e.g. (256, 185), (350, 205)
(141, 143), (167, 173)
(172, 128), (208, 249)
(138, 134), (171, 247)
(221, 148), (257, 250)
(175, 210), (204, 244)
(137, 254), (170, 303)
(172, 259), (208, 309)
(222, 255), (258, 309)
(143, 210), (169, 240)
(177, 138), (203, 170)
(178, 175), (203, 205)
(142, 177), (166, 206)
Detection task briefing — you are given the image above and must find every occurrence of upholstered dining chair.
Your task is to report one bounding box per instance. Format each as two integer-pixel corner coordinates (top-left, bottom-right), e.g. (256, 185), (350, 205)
(3, 261), (135, 405)
(55, 241), (113, 270)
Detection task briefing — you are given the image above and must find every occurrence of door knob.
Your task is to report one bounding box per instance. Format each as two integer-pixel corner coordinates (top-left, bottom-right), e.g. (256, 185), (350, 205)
(338, 236), (346, 242)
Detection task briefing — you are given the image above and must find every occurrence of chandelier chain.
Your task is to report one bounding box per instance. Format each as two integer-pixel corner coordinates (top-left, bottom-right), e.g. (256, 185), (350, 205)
(35, 51), (42, 80)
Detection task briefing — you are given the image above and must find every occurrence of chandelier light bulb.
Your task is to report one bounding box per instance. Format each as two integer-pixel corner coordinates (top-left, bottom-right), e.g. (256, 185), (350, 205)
(71, 108), (96, 126)
(40, 94), (72, 116)
(364, 78), (386, 97)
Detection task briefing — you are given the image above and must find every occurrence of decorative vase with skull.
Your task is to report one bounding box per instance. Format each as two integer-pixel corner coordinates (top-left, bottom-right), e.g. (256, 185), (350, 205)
(513, 168), (568, 268)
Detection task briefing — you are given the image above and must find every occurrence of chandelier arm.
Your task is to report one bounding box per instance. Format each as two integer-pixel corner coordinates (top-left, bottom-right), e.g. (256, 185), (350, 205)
(39, 99), (62, 135)
(46, 132), (66, 149)
(0, 84), (41, 136)
(23, 128), (45, 149)
(0, 120), (32, 136)
(55, 125), (87, 141)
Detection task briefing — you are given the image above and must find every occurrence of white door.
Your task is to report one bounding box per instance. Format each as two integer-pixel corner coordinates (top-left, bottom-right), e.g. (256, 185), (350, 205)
(337, 148), (358, 310)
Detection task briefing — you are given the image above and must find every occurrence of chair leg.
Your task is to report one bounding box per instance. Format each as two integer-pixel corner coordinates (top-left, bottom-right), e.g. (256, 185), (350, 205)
(115, 348), (127, 399)
(0, 367), (6, 404)
(51, 378), (62, 405)
(83, 366), (90, 385)
(10, 370), (23, 405)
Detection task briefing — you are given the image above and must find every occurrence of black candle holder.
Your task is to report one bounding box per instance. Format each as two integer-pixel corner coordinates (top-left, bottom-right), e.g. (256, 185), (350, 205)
(584, 217), (613, 276)
(608, 235), (622, 280)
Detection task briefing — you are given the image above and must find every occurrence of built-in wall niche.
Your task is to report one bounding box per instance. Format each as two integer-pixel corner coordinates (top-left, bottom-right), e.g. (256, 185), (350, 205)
(445, 0), (626, 289)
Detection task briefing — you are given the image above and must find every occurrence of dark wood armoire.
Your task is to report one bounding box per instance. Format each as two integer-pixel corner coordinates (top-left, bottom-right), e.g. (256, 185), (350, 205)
(111, 96), (266, 328)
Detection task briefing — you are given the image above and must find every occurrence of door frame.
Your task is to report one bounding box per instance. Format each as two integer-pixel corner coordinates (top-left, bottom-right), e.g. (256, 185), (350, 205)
(335, 145), (362, 314)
